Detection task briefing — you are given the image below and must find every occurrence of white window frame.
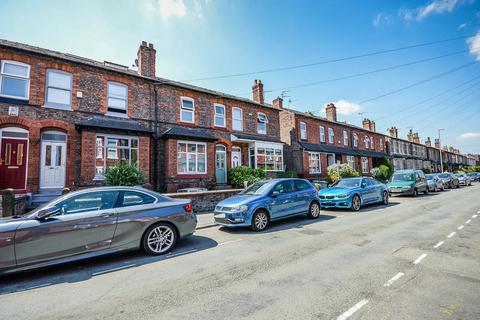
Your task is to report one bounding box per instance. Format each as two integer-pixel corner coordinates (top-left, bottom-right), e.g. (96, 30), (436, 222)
(231, 146), (242, 167)
(343, 130), (348, 146)
(308, 152), (321, 174)
(180, 96), (195, 123)
(44, 69), (72, 110)
(94, 134), (139, 179)
(257, 112), (267, 135)
(365, 136), (370, 149)
(370, 136), (374, 149)
(353, 133), (358, 147)
(0, 60), (30, 100)
(380, 139), (383, 151)
(361, 157), (369, 173)
(214, 103), (226, 128)
(232, 107), (243, 131)
(328, 128), (334, 144)
(320, 126), (325, 143)
(347, 155), (355, 170)
(300, 122), (307, 140)
(177, 141), (207, 174)
(249, 141), (283, 172)
(106, 81), (128, 117)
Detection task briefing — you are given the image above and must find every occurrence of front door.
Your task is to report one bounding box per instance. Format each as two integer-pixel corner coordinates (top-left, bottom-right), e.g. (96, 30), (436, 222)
(216, 145), (227, 184)
(0, 138), (27, 190)
(231, 147), (242, 168)
(40, 141), (66, 189)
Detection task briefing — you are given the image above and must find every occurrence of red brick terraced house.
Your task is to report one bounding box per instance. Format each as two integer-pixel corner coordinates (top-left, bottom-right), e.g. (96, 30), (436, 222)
(279, 102), (388, 180)
(0, 39), (285, 199)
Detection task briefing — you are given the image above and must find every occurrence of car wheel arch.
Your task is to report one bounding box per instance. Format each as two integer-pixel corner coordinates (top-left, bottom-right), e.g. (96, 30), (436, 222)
(251, 207), (271, 222)
(140, 220), (180, 247)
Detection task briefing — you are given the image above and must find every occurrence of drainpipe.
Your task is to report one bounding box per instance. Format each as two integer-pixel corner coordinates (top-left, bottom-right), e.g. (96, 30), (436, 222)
(153, 84), (159, 190)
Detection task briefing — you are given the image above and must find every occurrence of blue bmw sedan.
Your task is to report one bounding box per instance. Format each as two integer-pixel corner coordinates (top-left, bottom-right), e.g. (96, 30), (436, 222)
(318, 177), (389, 211)
(213, 179), (321, 231)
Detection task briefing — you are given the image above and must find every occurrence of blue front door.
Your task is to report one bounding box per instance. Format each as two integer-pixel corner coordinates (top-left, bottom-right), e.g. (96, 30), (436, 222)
(215, 145), (226, 184)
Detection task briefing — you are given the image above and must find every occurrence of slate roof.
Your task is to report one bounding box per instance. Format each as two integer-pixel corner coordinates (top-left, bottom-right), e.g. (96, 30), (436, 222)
(299, 141), (387, 158)
(77, 116), (151, 133)
(161, 126), (217, 141)
(231, 132), (283, 144)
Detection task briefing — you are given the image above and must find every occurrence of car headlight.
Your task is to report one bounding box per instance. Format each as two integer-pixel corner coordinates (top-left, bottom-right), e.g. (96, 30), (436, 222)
(230, 204), (248, 212)
(336, 194), (349, 198)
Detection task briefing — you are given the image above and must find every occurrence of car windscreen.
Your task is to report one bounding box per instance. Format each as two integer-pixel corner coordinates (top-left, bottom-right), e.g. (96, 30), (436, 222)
(331, 178), (362, 188)
(240, 181), (273, 195)
(425, 174), (433, 180)
(438, 173), (450, 178)
(391, 173), (414, 182)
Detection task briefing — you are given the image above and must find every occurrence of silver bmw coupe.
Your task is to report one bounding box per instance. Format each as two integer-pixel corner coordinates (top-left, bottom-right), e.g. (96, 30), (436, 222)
(0, 186), (197, 274)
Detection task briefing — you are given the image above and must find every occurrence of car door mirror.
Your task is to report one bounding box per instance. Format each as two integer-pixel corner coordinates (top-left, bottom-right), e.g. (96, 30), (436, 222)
(361, 182), (366, 188)
(36, 206), (60, 220)
(271, 191), (280, 198)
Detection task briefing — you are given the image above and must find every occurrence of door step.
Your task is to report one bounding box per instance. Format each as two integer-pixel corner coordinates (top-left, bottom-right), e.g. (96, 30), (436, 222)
(31, 188), (63, 207)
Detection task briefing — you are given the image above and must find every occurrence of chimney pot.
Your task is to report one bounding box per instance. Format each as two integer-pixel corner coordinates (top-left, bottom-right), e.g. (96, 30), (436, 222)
(325, 103), (337, 122)
(272, 97), (283, 109)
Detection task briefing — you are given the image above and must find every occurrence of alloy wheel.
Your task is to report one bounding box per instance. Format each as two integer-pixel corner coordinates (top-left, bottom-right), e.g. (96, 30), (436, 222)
(254, 211), (268, 230)
(309, 202), (320, 218)
(351, 195), (361, 211)
(382, 192), (389, 205)
(147, 225), (175, 254)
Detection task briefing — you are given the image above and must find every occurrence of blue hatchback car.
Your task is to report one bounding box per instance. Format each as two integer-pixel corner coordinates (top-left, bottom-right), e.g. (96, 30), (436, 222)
(318, 177), (389, 211)
(213, 179), (321, 231)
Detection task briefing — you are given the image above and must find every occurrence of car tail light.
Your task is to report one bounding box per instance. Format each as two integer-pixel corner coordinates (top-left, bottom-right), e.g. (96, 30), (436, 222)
(183, 203), (193, 213)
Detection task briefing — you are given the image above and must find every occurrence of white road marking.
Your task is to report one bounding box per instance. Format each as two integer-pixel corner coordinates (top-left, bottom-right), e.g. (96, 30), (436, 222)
(466, 219), (471, 224)
(337, 299), (369, 320)
(447, 232), (456, 238)
(413, 253), (427, 265)
(166, 248), (198, 258)
(473, 215), (478, 218)
(92, 264), (136, 276)
(457, 225), (464, 230)
(434, 241), (444, 248)
(383, 272), (404, 287)
(217, 239), (243, 246)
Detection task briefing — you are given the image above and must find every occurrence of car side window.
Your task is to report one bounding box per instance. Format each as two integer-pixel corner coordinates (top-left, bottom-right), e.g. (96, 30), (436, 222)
(120, 191), (156, 207)
(294, 180), (311, 191)
(273, 181), (295, 194)
(55, 191), (118, 215)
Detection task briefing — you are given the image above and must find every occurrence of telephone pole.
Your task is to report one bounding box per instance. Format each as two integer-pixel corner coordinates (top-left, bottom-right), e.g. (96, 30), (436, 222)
(438, 128), (445, 172)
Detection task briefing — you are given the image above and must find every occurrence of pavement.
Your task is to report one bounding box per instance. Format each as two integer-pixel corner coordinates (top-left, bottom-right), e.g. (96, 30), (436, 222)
(1, 183), (480, 320)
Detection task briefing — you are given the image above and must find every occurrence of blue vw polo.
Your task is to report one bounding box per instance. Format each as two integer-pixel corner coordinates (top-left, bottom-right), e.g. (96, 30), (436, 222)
(318, 177), (389, 211)
(213, 179), (321, 231)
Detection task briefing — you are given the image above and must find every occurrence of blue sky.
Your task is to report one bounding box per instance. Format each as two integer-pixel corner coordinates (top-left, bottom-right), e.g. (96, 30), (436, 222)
(1, 0), (480, 153)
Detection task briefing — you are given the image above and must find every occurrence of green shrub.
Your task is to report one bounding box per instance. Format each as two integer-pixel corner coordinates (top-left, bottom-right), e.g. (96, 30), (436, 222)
(370, 167), (382, 180)
(278, 170), (298, 178)
(421, 168), (432, 174)
(327, 163), (359, 183)
(105, 164), (145, 186)
(227, 166), (267, 188)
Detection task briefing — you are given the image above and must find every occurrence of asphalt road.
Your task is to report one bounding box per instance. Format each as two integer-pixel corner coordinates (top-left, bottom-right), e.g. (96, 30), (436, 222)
(1, 183), (480, 320)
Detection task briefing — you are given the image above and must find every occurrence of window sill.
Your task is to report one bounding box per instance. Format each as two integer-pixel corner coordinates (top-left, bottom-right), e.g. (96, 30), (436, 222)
(106, 112), (129, 118)
(93, 175), (105, 181)
(43, 104), (72, 111)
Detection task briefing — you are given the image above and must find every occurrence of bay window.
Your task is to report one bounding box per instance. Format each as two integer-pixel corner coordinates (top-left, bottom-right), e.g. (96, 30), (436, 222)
(0, 60), (30, 99)
(214, 104), (226, 127)
(177, 141), (206, 174)
(308, 152), (321, 174)
(95, 135), (139, 178)
(180, 97), (195, 123)
(248, 142), (283, 171)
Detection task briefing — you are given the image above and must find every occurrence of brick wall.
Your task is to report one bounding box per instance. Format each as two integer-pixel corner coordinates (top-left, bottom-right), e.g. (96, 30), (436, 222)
(165, 189), (243, 213)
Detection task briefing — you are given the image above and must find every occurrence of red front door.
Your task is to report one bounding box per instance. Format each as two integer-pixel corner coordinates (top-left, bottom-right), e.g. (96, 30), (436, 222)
(0, 138), (28, 190)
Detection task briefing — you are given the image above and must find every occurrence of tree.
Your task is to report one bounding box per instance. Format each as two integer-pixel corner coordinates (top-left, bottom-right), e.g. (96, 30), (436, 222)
(327, 163), (359, 183)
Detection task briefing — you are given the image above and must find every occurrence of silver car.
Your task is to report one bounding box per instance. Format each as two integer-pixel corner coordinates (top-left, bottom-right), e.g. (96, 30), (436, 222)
(0, 187), (196, 275)
(426, 174), (445, 192)
(457, 173), (472, 186)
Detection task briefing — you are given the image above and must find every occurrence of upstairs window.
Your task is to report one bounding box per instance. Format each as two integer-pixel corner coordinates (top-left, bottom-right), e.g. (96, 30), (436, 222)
(328, 128), (334, 144)
(45, 69), (72, 109)
(0, 60), (30, 100)
(214, 104), (226, 127)
(343, 130), (348, 146)
(180, 97), (195, 123)
(232, 107), (243, 131)
(320, 126), (325, 142)
(107, 82), (128, 116)
(257, 112), (267, 134)
(353, 133), (358, 147)
(380, 139), (383, 151)
(300, 122), (307, 140)
(370, 136), (374, 149)
(365, 136), (370, 149)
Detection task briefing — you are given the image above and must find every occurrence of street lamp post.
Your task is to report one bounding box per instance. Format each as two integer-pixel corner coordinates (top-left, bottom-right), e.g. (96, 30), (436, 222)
(438, 129), (445, 172)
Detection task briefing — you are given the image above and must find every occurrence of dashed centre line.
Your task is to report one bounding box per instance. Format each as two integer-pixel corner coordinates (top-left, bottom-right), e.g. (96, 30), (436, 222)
(337, 299), (369, 320)
(413, 253), (427, 265)
(383, 272), (404, 287)
(434, 241), (444, 248)
(457, 225), (464, 230)
(473, 215), (478, 218)
(466, 219), (471, 224)
(447, 232), (456, 238)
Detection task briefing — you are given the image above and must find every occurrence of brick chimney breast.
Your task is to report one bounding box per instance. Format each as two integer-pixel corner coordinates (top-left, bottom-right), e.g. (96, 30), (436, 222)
(434, 138), (440, 149)
(272, 97), (283, 109)
(252, 79), (264, 104)
(137, 41), (156, 78)
(325, 103), (337, 122)
(413, 132), (420, 144)
(425, 137), (432, 147)
(389, 126), (398, 138)
(407, 129), (414, 142)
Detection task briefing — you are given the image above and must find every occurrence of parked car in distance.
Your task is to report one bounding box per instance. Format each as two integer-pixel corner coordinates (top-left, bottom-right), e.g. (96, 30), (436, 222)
(466, 172), (480, 182)
(318, 177), (389, 211)
(425, 174), (445, 192)
(387, 170), (428, 196)
(456, 173), (472, 186)
(177, 187), (208, 193)
(437, 172), (460, 189)
(312, 180), (329, 190)
(213, 179), (321, 231)
(0, 187), (197, 275)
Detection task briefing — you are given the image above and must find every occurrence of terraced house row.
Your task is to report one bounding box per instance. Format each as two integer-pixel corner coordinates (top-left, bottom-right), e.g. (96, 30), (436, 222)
(0, 39), (476, 200)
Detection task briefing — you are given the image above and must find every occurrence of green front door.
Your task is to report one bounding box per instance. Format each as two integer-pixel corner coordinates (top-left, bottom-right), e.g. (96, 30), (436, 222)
(216, 145), (227, 184)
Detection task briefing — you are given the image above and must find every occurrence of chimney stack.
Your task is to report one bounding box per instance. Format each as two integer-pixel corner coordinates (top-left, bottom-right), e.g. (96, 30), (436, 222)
(272, 97), (283, 109)
(325, 103), (337, 122)
(434, 138), (440, 149)
(137, 41), (156, 77)
(425, 137), (432, 147)
(413, 132), (420, 144)
(449, 146), (454, 153)
(362, 118), (376, 132)
(389, 126), (398, 138)
(252, 80), (264, 104)
(407, 129), (414, 142)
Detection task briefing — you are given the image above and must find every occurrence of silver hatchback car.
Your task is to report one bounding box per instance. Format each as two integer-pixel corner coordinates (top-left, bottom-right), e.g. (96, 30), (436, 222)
(0, 187), (197, 274)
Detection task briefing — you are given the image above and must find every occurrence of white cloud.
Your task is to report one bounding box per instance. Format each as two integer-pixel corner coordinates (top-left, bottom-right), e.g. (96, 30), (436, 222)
(399, 0), (473, 22)
(458, 22), (467, 29)
(467, 31), (480, 60)
(324, 100), (363, 116)
(373, 13), (394, 27)
(458, 132), (480, 140)
(142, 0), (186, 19)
